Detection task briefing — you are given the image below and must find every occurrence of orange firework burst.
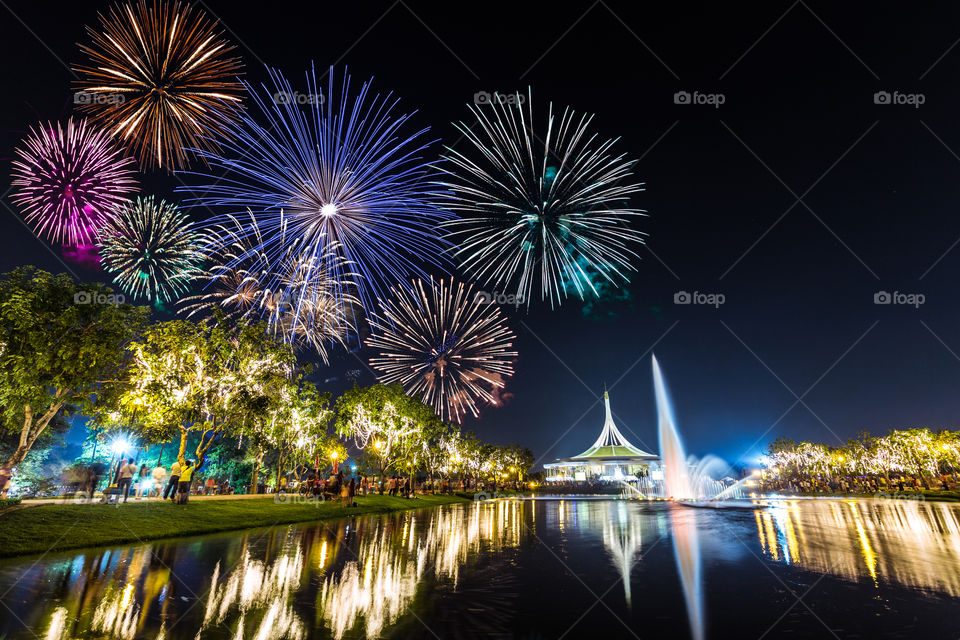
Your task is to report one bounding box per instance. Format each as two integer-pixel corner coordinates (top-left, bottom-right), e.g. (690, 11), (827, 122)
(74, 0), (244, 171)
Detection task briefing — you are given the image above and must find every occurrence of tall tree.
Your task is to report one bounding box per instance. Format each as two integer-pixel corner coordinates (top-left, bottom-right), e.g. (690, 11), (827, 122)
(0, 267), (148, 470)
(120, 317), (295, 469)
(335, 384), (423, 480)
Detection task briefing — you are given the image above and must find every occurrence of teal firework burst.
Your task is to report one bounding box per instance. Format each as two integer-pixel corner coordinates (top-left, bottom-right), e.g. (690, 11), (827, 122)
(96, 196), (202, 304)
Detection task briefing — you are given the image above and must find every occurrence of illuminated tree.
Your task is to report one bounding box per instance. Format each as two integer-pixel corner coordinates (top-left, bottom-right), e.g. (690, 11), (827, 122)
(884, 428), (938, 487)
(120, 316), (294, 468)
(334, 384), (423, 481)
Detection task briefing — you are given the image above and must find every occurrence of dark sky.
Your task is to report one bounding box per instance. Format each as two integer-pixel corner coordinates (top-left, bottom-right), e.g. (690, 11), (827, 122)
(3, 1), (960, 469)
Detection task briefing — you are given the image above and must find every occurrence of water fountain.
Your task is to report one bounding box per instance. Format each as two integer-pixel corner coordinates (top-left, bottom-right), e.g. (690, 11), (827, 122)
(652, 355), (747, 504)
(653, 354), (694, 500)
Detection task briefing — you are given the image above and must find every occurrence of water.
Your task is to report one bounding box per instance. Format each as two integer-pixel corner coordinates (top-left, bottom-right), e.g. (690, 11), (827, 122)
(652, 357), (745, 503)
(653, 354), (694, 500)
(2, 498), (959, 639)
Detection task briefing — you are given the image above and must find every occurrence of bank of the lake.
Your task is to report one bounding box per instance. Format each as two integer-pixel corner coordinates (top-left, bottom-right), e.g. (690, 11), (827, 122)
(0, 493), (472, 558)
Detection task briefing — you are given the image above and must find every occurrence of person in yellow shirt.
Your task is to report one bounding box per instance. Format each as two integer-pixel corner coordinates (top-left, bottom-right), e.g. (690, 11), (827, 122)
(177, 460), (196, 504)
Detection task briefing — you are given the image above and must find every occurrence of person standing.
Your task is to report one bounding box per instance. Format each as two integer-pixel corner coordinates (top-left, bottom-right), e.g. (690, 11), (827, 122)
(151, 464), (167, 498)
(164, 460), (182, 501)
(135, 464), (150, 499)
(117, 458), (137, 503)
(177, 461), (196, 504)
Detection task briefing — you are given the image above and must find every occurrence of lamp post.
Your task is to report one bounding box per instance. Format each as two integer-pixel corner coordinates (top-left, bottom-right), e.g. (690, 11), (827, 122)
(330, 450), (339, 475)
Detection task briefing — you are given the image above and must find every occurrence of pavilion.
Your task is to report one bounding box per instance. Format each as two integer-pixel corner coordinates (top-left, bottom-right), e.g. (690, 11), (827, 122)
(544, 389), (662, 483)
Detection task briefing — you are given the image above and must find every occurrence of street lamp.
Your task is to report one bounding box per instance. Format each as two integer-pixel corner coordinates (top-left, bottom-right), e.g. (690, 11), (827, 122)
(330, 450), (339, 474)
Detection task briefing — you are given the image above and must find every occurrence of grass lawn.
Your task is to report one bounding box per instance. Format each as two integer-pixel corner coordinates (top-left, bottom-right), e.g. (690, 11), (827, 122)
(0, 493), (472, 558)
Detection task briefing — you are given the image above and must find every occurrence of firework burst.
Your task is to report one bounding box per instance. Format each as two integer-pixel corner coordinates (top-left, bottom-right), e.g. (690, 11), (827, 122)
(180, 212), (356, 362)
(74, 0), (244, 171)
(10, 118), (138, 246)
(96, 195), (203, 304)
(368, 277), (517, 423)
(438, 90), (646, 307)
(180, 65), (449, 322)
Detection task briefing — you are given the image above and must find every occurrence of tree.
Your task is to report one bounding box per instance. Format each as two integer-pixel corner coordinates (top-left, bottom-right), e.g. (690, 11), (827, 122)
(502, 444), (535, 481)
(0, 267), (148, 470)
(334, 384), (423, 481)
(258, 379), (333, 491)
(885, 428), (938, 488)
(120, 317), (295, 469)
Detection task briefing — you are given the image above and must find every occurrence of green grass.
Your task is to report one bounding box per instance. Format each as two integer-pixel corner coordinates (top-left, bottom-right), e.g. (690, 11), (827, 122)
(0, 494), (471, 558)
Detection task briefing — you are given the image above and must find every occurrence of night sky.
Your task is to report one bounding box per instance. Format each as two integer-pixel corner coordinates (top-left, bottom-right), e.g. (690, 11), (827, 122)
(3, 1), (960, 469)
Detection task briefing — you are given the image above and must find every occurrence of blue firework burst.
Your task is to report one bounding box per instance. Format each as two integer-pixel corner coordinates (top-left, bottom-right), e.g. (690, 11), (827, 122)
(179, 65), (450, 331)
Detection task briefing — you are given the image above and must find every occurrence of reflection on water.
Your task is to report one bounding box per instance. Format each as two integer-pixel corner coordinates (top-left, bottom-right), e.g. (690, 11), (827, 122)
(7, 501), (524, 640)
(5, 498), (960, 640)
(201, 546), (306, 639)
(754, 499), (960, 596)
(669, 506), (704, 640)
(601, 502), (647, 608)
(317, 502), (522, 639)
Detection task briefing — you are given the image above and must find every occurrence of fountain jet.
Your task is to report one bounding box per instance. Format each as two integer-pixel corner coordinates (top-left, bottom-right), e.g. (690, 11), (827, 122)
(653, 354), (694, 500)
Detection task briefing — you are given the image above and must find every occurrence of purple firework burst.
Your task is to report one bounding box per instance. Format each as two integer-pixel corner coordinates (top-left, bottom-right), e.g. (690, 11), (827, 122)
(11, 118), (139, 246)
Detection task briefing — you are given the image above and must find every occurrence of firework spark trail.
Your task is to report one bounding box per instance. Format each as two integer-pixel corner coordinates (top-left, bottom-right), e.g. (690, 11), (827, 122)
(74, 0), (245, 171)
(10, 118), (139, 247)
(438, 90), (646, 307)
(180, 212), (357, 362)
(368, 277), (516, 423)
(96, 195), (203, 304)
(179, 64), (450, 327)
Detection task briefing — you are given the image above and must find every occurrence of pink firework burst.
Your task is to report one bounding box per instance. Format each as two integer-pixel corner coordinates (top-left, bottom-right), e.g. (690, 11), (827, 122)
(11, 118), (139, 246)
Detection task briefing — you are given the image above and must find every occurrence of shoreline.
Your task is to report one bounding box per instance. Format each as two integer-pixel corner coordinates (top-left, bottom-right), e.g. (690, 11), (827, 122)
(0, 493), (473, 559)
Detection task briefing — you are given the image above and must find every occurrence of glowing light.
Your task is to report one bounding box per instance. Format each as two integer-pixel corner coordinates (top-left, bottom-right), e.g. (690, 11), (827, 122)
(368, 277), (517, 423)
(438, 89), (645, 307)
(96, 196), (203, 304)
(11, 118), (138, 246)
(74, 0), (245, 171)
(179, 212), (356, 361)
(180, 65), (450, 317)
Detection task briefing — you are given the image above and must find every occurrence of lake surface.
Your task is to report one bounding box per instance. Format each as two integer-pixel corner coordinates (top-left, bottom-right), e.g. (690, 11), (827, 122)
(1, 497), (959, 639)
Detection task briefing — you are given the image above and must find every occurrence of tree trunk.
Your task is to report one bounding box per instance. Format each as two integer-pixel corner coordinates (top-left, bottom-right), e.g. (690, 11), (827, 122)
(177, 428), (189, 467)
(275, 450), (284, 492)
(250, 448), (263, 494)
(194, 428), (218, 469)
(2, 401), (65, 470)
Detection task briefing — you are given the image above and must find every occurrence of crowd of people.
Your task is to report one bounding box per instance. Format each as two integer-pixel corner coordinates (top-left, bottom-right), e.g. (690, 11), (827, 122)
(34, 458), (526, 506)
(60, 458), (203, 504)
(758, 471), (960, 495)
